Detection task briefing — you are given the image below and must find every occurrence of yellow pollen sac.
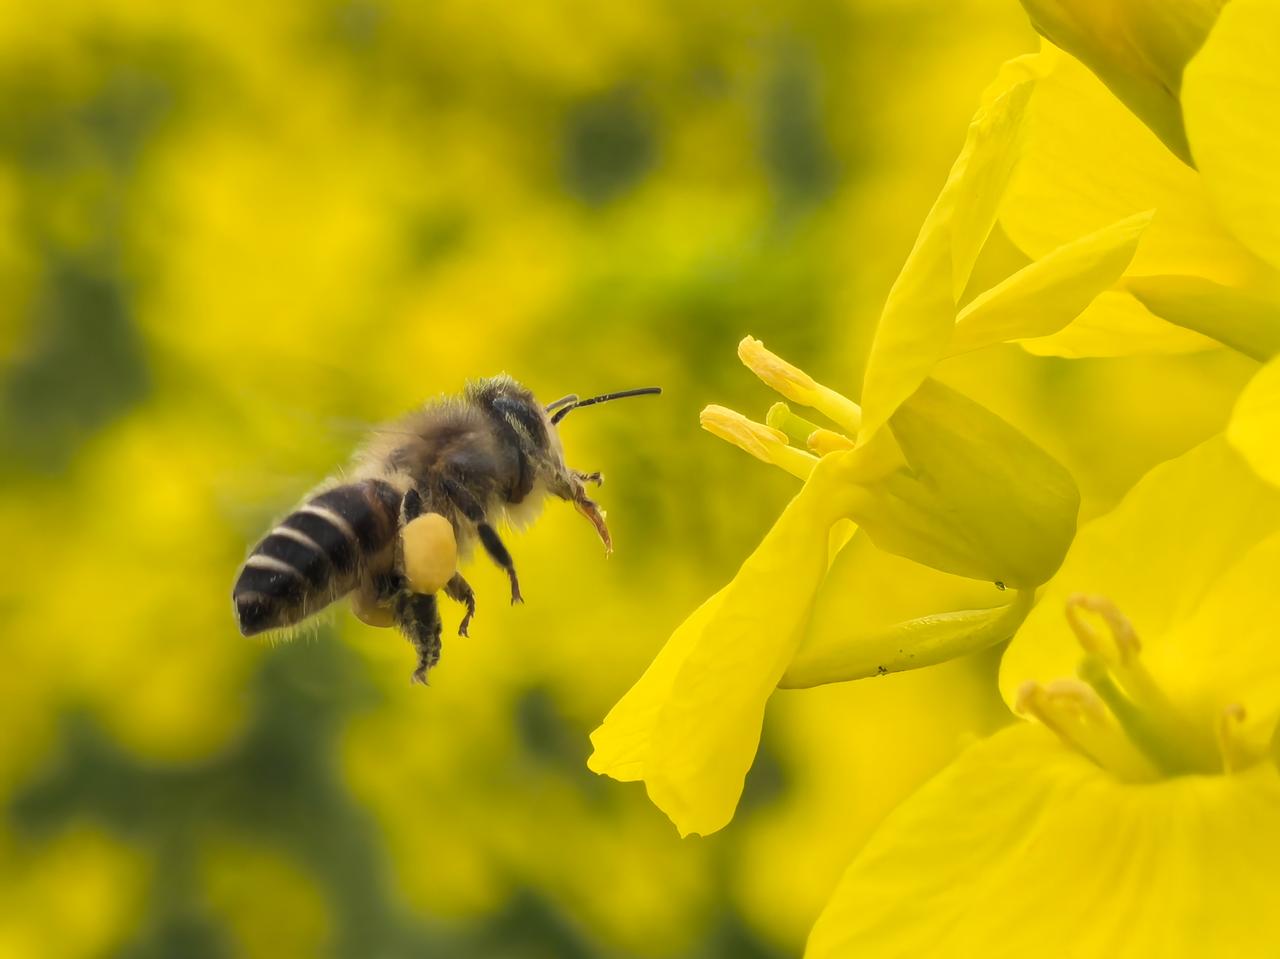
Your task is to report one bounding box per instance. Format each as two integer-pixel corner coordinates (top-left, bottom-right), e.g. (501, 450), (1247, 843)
(1065, 593), (1140, 663)
(738, 335), (820, 394)
(350, 580), (396, 628)
(402, 512), (458, 595)
(737, 336), (864, 436)
(700, 405), (818, 480)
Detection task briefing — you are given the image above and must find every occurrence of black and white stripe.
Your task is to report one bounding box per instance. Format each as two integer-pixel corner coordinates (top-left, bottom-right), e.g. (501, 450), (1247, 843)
(233, 478), (401, 636)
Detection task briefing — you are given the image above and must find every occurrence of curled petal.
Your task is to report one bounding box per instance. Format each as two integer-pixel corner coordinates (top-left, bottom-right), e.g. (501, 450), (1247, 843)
(1018, 0), (1225, 163)
(590, 456), (854, 836)
(949, 212), (1150, 355)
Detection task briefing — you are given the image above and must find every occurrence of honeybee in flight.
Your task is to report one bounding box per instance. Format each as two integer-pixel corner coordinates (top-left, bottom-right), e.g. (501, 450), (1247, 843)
(233, 376), (660, 683)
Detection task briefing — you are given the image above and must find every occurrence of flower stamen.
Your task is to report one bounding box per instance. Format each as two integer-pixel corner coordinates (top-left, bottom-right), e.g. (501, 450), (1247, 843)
(1066, 594), (1221, 776)
(699, 405), (818, 480)
(738, 337), (864, 436)
(765, 402), (821, 447)
(1016, 679), (1158, 781)
(807, 429), (856, 456)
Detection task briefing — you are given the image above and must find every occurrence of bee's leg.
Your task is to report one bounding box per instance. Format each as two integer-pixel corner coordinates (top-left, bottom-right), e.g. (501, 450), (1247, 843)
(444, 572), (476, 637)
(572, 490), (612, 554)
(552, 471), (612, 554)
(441, 477), (523, 605)
(477, 524), (522, 604)
(394, 590), (442, 685)
(401, 486), (425, 522)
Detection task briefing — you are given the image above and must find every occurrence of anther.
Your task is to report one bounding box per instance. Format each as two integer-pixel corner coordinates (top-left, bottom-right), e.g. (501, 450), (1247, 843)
(700, 405), (818, 480)
(738, 337), (864, 436)
(1016, 678), (1158, 781)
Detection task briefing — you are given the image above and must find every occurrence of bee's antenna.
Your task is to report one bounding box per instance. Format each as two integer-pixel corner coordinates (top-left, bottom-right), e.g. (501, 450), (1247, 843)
(545, 394), (579, 412)
(550, 387), (662, 425)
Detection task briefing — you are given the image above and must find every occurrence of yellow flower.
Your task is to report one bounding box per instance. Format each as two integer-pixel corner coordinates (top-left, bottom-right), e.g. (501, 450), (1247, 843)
(589, 4), (1280, 840)
(590, 339), (1078, 836)
(1182, 0), (1280, 274)
(808, 436), (1280, 957)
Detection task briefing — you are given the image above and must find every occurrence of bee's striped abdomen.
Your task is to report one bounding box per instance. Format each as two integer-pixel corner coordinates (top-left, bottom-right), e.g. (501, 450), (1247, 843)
(234, 479), (402, 636)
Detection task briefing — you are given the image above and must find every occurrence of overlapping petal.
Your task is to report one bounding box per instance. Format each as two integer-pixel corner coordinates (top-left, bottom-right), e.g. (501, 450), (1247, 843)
(860, 48), (1185, 432)
(949, 211), (1149, 355)
(1017, 0), (1225, 164)
(1017, 288), (1214, 357)
(1000, 45), (1258, 285)
(1183, 0), (1280, 271)
(858, 60), (1036, 439)
(1125, 276), (1280, 362)
(807, 723), (1280, 959)
(1229, 355), (1280, 489)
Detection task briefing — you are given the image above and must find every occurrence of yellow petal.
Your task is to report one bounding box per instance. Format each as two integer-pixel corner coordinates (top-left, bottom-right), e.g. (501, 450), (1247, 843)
(1018, 0), (1226, 164)
(1155, 529), (1280, 754)
(859, 60), (1036, 440)
(1001, 46), (1260, 286)
(1017, 288), (1216, 357)
(783, 530), (1030, 689)
(948, 211), (1150, 356)
(807, 723), (1280, 959)
(847, 379), (1079, 588)
(1183, 0), (1280, 270)
(1125, 275), (1280, 362)
(1000, 436), (1280, 709)
(594, 455), (853, 836)
(587, 586), (729, 782)
(1229, 355), (1280, 487)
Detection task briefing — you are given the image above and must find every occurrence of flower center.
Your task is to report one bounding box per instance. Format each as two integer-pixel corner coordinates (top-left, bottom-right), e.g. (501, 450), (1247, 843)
(1017, 594), (1266, 781)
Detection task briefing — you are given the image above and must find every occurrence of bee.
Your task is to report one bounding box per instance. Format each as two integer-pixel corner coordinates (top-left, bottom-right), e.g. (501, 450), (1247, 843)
(233, 376), (660, 683)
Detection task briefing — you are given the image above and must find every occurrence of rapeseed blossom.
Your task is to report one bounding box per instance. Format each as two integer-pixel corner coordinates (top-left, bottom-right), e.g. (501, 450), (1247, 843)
(806, 3), (1280, 953)
(593, 0), (1279, 843)
(808, 433), (1280, 957)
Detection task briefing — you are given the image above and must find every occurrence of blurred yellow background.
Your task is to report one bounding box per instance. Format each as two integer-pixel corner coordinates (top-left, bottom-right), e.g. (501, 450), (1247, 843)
(0, 2), (1255, 956)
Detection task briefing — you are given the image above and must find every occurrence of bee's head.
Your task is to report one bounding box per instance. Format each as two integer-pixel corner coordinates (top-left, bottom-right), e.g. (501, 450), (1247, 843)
(470, 374), (659, 476)
(470, 375), (660, 553)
